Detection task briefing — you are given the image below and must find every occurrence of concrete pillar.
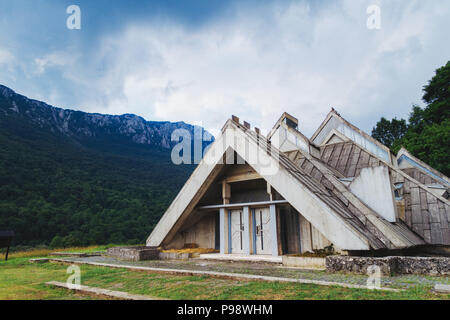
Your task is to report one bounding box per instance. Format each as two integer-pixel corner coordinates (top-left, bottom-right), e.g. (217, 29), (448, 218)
(243, 206), (251, 255)
(228, 210), (232, 253)
(222, 182), (231, 204)
(220, 208), (226, 254)
(269, 204), (279, 256)
(251, 209), (257, 254)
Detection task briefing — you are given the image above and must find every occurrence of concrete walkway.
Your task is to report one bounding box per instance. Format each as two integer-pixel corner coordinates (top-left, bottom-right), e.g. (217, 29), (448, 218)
(49, 258), (400, 292)
(45, 281), (161, 300)
(199, 253), (282, 264)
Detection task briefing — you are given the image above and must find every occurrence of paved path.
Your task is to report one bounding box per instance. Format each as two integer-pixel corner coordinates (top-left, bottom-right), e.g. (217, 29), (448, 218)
(46, 281), (162, 300)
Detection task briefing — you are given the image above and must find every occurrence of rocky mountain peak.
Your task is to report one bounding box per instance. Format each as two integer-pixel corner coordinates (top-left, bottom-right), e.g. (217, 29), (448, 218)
(0, 84), (214, 150)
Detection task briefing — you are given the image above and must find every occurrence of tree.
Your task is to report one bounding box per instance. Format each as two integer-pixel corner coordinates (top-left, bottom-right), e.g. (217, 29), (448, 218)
(371, 61), (450, 176)
(402, 118), (450, 175)
(407, 105), (426, 133)
(371, 117), (408, 150)
(422, 61), (450, 125)
(49, 235), (64, 249)
(62, 234), (82, 248)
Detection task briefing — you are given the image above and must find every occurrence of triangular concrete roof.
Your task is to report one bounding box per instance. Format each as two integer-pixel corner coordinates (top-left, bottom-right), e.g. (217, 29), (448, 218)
(397, 147), (450, 187)
(311, 108), (391, 156)
(147, 119), (425, 250)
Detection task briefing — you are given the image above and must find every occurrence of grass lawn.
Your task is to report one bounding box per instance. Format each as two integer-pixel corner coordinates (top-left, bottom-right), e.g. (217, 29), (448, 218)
(0, 246), (449, 300)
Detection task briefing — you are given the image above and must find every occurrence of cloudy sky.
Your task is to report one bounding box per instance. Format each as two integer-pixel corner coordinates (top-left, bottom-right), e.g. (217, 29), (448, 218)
(0, 0), (449, 137)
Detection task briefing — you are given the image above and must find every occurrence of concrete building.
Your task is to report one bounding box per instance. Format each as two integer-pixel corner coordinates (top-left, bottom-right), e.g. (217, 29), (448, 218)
(146, 110), (450, 257)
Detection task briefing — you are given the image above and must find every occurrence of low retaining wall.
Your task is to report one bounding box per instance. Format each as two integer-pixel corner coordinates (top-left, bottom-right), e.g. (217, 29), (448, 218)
(326, 255), (450, 276)
(282, 256), (325, 269)
(106, 247), (194, 261)
(395, 256), (450, 275)
(106, 246), (159, 261)
(159, 252), (192, 260)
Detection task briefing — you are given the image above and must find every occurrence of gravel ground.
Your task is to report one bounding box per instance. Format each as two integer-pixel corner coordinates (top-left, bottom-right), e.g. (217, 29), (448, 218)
(55, 255), (449, 289)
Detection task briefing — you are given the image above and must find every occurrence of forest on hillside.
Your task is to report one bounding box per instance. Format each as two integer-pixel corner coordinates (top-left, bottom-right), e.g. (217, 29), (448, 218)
(0, 101), (196, 249)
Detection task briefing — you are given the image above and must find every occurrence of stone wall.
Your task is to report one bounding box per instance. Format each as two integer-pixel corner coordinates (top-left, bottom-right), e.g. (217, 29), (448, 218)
(326, 255), (450, 276)
(395, 256), (449, 275)
(106, 246), (159, 261)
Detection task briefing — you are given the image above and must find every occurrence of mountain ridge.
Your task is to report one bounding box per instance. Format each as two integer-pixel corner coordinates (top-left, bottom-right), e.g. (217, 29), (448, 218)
(0, 84), (212, 247)
(0, 84), (212, 150)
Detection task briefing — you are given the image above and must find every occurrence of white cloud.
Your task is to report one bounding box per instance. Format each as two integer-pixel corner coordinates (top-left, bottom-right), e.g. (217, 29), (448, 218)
(0, 49), (17, 76)
(19, 0), (450, 137)
(0, 49), (14, 65)
(34, 51), (79, 74)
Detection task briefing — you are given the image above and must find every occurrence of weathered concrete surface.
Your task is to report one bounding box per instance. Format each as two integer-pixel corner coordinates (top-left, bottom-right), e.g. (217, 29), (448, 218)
(433, 284), (450, 293)
(49, 258), (399, 291)
(282, 256), (325, 269)
(159, 252), (191, 260)
(106, 246), (159, 261)
(349, 166), (397, 222)
(165, 214), (216, 250)
(147, 124), (371, 251)
(45, 281), (161, 300)
(199, 253), (282, 264)
(326, 255), (450, 276)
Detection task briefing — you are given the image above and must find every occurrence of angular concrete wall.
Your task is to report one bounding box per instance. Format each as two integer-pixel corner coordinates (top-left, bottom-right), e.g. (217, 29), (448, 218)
(349, 166), (397, 222)
(164, 214), (216, 249)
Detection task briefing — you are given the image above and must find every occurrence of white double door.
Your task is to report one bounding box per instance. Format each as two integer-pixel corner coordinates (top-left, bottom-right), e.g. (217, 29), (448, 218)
(229, 207), (272, 255)
(230, 209), (245, 254)
(254, 207), (271, 255)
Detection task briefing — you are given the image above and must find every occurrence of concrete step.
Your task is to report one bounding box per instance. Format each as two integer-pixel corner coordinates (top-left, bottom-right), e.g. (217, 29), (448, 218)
(198, 253), (282, 264)
(434, 284), (450, 294)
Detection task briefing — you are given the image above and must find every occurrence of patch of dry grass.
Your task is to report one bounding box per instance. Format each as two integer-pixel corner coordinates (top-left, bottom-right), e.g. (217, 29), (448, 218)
(160, 248), (219, 254)
(7, 245), (106, 259)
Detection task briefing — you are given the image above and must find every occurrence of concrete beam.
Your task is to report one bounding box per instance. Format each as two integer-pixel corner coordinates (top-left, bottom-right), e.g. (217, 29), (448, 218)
(198, 200), (288, 210)
(222, 182), (231, 204)
(221, 172), (262, 184)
